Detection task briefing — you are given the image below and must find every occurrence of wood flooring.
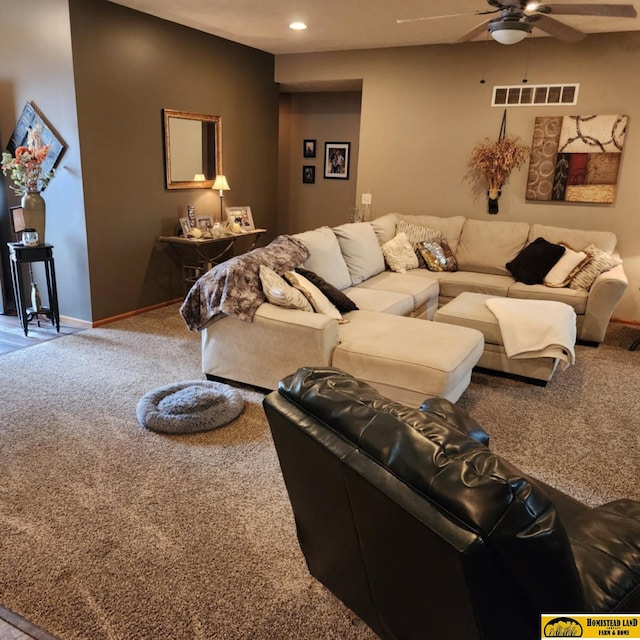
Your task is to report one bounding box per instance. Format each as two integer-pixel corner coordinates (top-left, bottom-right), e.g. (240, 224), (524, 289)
(0, 605), (59, 640)
(0, 312), (82, 356)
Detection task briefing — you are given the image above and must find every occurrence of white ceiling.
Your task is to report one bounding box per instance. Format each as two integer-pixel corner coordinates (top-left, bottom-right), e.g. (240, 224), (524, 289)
(106, 0), (640, 54)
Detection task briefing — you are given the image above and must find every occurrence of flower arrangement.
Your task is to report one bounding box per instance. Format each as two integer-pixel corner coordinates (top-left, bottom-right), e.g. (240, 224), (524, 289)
(1, 124), (54, 196)
(467, 135), (530, 199)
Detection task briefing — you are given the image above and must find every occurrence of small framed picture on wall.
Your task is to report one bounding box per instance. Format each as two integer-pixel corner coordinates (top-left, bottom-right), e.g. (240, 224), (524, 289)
(302, 165), (315, 184)
(324, 142), (350, 180)
(303, 139), (316, 158)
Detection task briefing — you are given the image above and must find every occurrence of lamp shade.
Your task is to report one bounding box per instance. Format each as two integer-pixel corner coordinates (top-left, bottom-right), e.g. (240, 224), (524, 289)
(193, 173), (206, 181)
(212, 175), (230, 191)
(489, 21), (531, 44)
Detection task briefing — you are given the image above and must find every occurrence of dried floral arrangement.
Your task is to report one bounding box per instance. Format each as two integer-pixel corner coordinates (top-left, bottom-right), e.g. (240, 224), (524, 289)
(468, 136), (530, 199)
(1, 124), (55, 196)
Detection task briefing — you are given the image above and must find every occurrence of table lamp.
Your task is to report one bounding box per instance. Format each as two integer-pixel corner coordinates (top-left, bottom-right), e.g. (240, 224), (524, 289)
(212, 175), (230, 222)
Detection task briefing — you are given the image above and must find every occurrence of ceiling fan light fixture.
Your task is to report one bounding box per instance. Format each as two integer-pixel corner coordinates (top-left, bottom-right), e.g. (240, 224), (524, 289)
(489, 20), (532, 44)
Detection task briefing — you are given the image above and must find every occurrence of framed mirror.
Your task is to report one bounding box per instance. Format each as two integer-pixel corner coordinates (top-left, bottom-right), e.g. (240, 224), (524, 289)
(163, 109), (222, 189)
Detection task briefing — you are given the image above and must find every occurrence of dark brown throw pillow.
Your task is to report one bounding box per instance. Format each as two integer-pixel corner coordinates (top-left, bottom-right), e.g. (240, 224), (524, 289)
(506, 237), (566, 285)
(295, 267), (359, 312)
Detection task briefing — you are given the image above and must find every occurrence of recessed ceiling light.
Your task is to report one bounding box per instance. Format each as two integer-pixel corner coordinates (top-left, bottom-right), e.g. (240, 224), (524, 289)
(289, 21), (308, 31)
(525, 2), (539, 11)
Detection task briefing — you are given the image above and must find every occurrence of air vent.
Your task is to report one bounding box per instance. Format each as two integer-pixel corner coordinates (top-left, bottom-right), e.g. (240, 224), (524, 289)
(492, 84), (579, 107)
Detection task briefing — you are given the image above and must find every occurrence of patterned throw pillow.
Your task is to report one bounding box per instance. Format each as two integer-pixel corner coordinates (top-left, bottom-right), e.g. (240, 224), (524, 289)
(543, 244), (590, 288)
(381, 232), (420, 273)
(569, 244), (622, 291)
(396, 221), (443, 246)
(417, 240), (458, 272)
(283, 271), (345, 322)
(259, 265), (313, 312)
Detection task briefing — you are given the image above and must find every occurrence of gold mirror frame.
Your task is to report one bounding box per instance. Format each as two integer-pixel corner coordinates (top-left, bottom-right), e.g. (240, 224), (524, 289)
(163, 109), (222, 189)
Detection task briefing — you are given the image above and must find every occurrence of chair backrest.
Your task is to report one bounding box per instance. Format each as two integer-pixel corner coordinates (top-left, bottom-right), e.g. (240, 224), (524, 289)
(263, 367), (586, 640)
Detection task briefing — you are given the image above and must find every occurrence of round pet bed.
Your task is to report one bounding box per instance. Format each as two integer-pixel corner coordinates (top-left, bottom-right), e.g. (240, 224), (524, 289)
(137, 380), (244, 434)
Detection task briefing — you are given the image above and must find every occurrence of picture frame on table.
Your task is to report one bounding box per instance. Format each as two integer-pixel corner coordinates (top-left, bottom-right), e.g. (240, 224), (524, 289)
(225, 206), (254, 231)
(9, 206), (26, 239)
(303, 139), (316, 158)
(302, 165), (315, 184)
(324, 142), (350, 179)
(179, 217), (192, 237)
(196, 214), (214, 232)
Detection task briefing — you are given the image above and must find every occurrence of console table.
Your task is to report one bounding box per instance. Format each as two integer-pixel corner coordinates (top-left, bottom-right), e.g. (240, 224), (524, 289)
(7, 242), (60, 337)
(159, 229), (267, 289)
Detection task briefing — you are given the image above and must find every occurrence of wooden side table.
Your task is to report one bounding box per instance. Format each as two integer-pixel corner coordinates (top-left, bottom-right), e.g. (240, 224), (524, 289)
(159, 229), (266, 289)
(7, 242), (60, 337)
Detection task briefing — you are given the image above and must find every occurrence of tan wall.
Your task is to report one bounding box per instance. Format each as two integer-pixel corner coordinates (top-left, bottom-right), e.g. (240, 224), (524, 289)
(0, 0), (90, 321)
(69, 0), (279, 321)
(278, 92), (361, 235)
(276, 34), (640, 323)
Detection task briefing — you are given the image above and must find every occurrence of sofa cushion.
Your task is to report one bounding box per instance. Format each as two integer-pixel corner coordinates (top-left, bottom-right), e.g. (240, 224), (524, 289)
(569, 244), (623, 291)
(507, 282), (588, 315)
(456, 219), (530, 276)
(437, 271), (514, 301)
(294, 226), (352, 290)
(529, 223), (617, 255)
(342, 287), (415, 316)
(333, 222), (385, 286)
(294, 267), (359, 313)
(370, 212), (399, 244)
(396, 214), (467, 253)
(354, 271), (439, 312)
(506, 237), (566, 285)
(259, 265), (313, 312)
(381, 232), (420, 273)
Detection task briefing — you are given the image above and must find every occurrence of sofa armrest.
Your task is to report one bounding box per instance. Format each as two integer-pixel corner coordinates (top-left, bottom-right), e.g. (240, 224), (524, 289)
(581, 261), (628, 343)
(201, 303), (340, 390)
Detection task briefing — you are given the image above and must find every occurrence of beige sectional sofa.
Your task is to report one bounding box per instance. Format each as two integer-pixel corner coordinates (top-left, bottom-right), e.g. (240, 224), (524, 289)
(201, 213), (627, 400)
(371, 213), (627, 343)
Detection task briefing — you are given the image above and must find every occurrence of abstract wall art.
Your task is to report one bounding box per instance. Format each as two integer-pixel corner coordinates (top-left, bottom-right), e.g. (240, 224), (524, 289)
(526, 115), (628, 204)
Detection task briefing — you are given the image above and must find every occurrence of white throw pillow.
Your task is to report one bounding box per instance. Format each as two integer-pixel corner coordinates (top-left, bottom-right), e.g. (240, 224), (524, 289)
(381, 233), (419, 273)
(284, 271), (344, 322)
(332, 222), (385, 286)
(293, 226), (352, 290)
(543, 245), (589, 288)
(259, 265), (313, 312)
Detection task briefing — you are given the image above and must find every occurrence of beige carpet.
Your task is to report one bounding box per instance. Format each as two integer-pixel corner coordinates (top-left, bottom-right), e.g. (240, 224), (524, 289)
(0, 305), (638, 639)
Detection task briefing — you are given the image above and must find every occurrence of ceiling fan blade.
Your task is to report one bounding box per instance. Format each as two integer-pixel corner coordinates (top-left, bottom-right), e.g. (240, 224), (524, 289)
(530, 13), (586, 41)
(397, 9), (498, 25)
(542, 3), (637, 17)
(397, 13), (476, 24)
(457, 19), (493, 42)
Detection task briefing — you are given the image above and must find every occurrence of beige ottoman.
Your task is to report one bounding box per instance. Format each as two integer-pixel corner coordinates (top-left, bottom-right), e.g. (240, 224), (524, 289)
(334, 310), (484, 405)
(434, 292), (562, 384)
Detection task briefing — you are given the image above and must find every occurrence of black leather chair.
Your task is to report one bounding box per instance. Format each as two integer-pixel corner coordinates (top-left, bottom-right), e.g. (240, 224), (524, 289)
(263, 367), (640, 640)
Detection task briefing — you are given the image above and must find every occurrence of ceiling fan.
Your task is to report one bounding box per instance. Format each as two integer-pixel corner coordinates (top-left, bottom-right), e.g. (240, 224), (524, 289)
(398, 1), (638, 45)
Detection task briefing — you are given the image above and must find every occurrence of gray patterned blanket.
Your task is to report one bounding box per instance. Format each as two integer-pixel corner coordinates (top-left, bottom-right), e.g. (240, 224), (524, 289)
(179, 235), (310, 331)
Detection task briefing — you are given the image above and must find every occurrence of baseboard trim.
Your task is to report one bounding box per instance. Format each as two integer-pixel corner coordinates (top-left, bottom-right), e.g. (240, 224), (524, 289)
(611, 316), (640, 327)
(64, 299), (183, 329)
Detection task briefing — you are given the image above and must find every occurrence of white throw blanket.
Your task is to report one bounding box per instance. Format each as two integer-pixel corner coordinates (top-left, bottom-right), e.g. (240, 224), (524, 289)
(485, 298), (577, 370)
